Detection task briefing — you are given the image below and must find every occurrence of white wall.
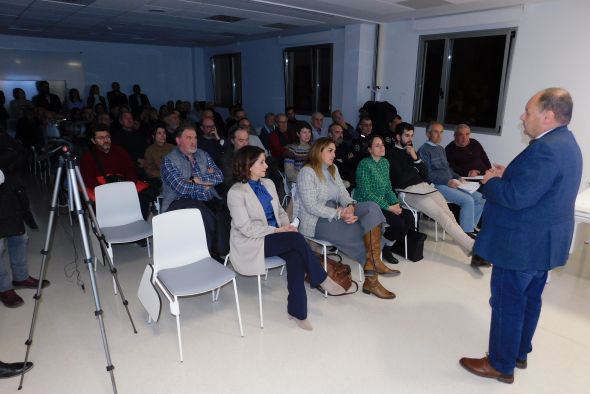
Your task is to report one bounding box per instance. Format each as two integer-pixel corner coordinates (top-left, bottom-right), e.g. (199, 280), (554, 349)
(200, 29), (346, 126)
(0, 34), (196, 108)
(380, 0), (590, 188)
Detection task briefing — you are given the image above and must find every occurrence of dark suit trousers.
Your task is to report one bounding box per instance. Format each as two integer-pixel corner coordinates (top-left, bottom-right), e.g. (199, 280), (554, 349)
(264, 232), (327, 320)
(488, 266), (547, 374)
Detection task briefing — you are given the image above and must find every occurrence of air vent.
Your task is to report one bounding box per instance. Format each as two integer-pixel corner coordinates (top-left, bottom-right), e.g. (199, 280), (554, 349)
(206, 15), (244, 23)
(264, 23), (299, 30)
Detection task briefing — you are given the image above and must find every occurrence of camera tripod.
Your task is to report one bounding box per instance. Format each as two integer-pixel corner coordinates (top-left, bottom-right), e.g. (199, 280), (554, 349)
(18, 147), (138, 394)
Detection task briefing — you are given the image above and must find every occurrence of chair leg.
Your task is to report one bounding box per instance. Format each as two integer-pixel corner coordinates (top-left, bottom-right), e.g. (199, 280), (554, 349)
(435, 221), (439, 242)
(232, 279), (244, 337)
(175, 312), (183, 362)
(146, 237), (151, 258)
(405, 235), (408, 260)
(279, 265), (285, 276)
(257, 275), (264, 328)
(322, 245), (328, 298)
(264, 269), (269, 281)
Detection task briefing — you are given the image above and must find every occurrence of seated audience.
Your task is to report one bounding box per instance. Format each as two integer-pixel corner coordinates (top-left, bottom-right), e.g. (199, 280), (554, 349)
(162, 111), (180, 144)
(65, 88), (84, 111)
(87, 84), (107, 112)
(9, 88), (33, 120)
(284, 121), (312, 183)
(331, 109), (357, 140)
(218, 127), (250, 194)
(225, 107), (246, 133)
(295, 138), (399, 299)
(351, 116), (374, 163)
(198, 116), (226, 161)
(32, 80), (62, 114)
(112, 111), (148, 172)
(379, 114), (402, 151)
(259, 112), (275, 149)
(355, 135), (414, 264)
(328, 123), (356, 188)
(386, 122), (478, 261)
(286, 106), (298, 135)
(310, 112), (328, 140)
(80, 123), (151, 220)
(445, 123), (492, 177)
(187, 100), (201, 124)
(160, 122), (228, 258)
(418, 122), (485, 236)
(236, 117), (267, 153)
(143, 123), (174, 192)
(227, 146), (345, 330)
(107, 82), (128, 110)
(268, 113), (295, 161)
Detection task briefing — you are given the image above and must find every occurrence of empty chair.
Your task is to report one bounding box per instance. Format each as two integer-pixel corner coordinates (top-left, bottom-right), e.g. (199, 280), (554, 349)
(94, 181), (152, 293)
(152, 208), (244, 362)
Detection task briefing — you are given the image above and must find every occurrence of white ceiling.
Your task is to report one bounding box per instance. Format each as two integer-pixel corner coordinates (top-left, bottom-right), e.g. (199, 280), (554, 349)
(0, 0), (528, 46)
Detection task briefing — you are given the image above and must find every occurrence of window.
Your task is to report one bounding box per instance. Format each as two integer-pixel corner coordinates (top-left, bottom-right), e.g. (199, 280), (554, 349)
(211, 53), (242, 107)
(283, 44), (332, 115)
(413, 29), (516, 134)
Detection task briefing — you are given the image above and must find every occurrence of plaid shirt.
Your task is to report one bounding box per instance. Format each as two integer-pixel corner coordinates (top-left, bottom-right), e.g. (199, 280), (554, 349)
(161, 149), (223, 202)
(355, 156), (399, 210)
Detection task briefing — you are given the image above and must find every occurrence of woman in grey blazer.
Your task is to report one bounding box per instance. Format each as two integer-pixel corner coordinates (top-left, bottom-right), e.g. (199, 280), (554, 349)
(227, 146), (345, 331)
(294, 138), (398, 300)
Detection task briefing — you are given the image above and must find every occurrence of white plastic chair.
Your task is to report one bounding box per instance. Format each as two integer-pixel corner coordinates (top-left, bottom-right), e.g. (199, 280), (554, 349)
(152, 209), (244, 362)
(222, 255), (286, 328)
(95, 182), (153, 294)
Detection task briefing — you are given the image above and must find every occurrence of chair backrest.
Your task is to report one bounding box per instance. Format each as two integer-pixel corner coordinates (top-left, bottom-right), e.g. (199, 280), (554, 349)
(95, 182), (143, 227)
(152, 208), (211, 272)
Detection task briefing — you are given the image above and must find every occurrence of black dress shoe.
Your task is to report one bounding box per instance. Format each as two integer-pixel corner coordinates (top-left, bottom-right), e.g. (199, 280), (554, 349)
(516, 358), (527, 369)
(12, 276), (50, 290)
(0, 361), (34, 379)
(471, 255), (491, 267)
(382, 246), (399, 264)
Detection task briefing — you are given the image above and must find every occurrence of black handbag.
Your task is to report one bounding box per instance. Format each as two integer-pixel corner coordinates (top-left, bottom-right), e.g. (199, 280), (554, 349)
(392, 230), (427, 262)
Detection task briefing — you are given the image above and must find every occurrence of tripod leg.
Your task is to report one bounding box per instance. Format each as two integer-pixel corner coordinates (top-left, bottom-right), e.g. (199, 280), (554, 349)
(18, 159), (64, 391)
(66, 163), (118, 393)
(74, 164), (138, 334)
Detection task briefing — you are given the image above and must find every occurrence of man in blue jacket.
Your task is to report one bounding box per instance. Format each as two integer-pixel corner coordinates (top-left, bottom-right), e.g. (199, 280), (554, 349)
(460, 88), (583, 383)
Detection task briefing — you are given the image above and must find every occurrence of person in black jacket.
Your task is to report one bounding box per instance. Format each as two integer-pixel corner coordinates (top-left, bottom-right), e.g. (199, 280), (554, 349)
(385, 122), (474, 256)
(0, 129), (49, 308)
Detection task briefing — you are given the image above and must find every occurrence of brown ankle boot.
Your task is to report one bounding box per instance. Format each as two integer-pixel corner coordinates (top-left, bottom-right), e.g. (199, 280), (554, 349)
(362, 275), (396, 299)
(362, 226), (400, 277)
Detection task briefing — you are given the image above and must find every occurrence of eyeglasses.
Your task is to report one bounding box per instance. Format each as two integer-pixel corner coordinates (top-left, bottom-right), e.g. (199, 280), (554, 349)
(94, 135), (111, 141)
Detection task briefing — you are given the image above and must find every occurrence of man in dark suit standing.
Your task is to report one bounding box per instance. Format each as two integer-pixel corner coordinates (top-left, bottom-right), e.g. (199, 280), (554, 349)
(460, 88), (583, 384)
(32, 80), (62, 113)
(129, 84), (150, 116)
(106, 82), (128, 110)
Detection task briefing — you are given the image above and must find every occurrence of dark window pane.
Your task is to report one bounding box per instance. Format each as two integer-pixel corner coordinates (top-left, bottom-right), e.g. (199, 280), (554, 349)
(316, 46), (332, 114)
(211, 54), (241, 107)
(418, 39), (444, 123)
(291, 48), (314, 113)
(445, 35), (506, 128)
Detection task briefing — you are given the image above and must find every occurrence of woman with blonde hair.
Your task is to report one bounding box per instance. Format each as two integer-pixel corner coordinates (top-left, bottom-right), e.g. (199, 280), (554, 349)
(295, 138), (399, 299)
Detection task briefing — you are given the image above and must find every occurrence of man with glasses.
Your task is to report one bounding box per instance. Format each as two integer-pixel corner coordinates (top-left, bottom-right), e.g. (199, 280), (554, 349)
(268, 113), (295, 160)
(198, 117), (225, 161)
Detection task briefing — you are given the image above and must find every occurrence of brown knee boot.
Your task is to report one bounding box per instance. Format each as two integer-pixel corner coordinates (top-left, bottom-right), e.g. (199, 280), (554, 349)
(362, 274), (396, 299)
(362, 226), (400, 277)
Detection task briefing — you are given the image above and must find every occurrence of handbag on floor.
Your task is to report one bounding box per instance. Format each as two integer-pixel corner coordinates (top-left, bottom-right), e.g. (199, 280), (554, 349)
(392, 230), (427, 262)
(313, 253), (358, 295)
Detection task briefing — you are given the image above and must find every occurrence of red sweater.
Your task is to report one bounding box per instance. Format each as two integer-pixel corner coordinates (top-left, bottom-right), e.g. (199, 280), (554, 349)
(80, 145), (138, 189)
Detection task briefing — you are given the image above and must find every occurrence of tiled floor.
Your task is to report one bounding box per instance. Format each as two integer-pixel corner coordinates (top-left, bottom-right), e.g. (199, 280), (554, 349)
(1, 178), (589, 393)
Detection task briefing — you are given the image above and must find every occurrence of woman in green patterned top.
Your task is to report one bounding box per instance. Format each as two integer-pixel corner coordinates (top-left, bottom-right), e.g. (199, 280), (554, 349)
(355, 135), (414, 264)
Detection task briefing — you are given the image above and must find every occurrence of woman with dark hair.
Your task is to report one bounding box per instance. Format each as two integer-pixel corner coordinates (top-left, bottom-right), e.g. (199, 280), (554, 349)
(143, 123), (174, 192)
(66, 88), (84, 111)
(284, 121), (312, 183)
(227, 145), (345, 330)
(86, 85), (107, 112)
(295, 137), (398, 299)
(9, 88), (33, 120)
(355, 135), (414, 264)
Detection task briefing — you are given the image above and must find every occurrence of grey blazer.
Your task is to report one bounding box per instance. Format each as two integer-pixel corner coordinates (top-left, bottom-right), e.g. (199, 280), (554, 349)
(227, 178), (289, 276)
(294, 166), (354, 237)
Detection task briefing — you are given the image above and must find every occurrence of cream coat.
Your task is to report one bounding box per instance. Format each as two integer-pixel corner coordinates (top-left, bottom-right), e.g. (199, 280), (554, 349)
(227, 178), (289, 276)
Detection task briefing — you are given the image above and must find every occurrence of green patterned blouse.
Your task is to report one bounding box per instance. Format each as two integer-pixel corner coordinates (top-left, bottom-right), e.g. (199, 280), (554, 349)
(354, 156), (399, 210)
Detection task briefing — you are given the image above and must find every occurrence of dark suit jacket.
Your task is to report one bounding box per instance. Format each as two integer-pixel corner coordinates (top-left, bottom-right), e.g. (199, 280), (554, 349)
(32, 93), (62, 113)
(107, 91), (129, 109)
(474, 126), (583, 271)
(129, 93), (151, 113)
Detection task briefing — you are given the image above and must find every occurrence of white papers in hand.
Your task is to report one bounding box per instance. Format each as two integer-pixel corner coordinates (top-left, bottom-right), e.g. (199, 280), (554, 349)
(458, 182), (480, 194)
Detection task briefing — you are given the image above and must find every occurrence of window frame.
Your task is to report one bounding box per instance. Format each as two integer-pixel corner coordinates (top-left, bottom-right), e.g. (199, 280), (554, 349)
(210, 52), (242, 108)
(412, 28), (516, 135)
(283, 43), (333, 116)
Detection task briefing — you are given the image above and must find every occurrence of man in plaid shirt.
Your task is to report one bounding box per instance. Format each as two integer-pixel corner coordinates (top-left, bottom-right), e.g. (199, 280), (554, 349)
(161, 122), (228, 258)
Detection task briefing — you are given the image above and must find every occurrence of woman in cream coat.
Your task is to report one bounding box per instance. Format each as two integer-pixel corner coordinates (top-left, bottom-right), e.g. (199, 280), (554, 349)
(227, 146), (345, 331)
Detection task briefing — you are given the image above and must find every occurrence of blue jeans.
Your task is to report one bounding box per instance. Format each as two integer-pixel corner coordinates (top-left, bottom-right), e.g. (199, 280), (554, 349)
(488, 266), (547, 375)
(435, 184), (485, 232)
(0, 234), (30, 292)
